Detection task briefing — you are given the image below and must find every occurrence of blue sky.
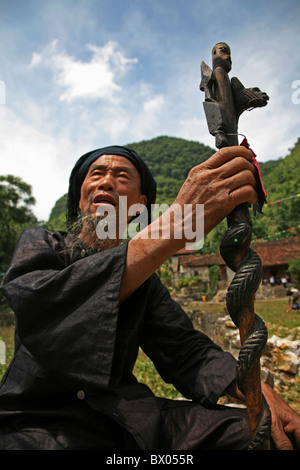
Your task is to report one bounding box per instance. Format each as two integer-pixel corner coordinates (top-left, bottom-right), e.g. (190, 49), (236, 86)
(0, 0), (299, 220)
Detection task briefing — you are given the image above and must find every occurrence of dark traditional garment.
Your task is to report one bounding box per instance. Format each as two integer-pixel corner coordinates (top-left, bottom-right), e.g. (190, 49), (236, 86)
(0, 228), (250, 450)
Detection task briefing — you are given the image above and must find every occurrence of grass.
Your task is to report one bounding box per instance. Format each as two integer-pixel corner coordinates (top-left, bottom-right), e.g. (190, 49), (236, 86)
(255, 300), (300, 331)
(190, 299), (300, 337)
(0, 325), (15, 379)
(133, 349), (183, 399)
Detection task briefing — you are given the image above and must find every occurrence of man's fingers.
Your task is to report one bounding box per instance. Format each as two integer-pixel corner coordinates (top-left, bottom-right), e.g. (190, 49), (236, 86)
(284, 423), (300, 449)
(220, 168), (258, 206)
(274, 435), (294, 450)
(212, 157), (257, 180)
(204, 146), (253, 169)
(272, 423), (295, 450)
(229, 185), (258, 206)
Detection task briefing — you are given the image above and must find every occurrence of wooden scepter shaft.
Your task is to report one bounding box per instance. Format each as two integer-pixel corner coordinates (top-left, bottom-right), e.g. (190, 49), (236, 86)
(213, 58), (264, 439)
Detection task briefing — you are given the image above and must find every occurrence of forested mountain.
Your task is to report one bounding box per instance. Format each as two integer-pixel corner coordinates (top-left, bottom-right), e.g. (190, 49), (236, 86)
(46, 135), (300, 252)
(261, 138), (300, 233)
(127, 136), (214, 205)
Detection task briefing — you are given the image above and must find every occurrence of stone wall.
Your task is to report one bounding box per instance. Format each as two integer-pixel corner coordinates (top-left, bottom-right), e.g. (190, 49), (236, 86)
(186, 308), (300, 412)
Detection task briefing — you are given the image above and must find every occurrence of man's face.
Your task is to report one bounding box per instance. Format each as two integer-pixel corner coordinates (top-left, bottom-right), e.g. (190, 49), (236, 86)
(79, 154), (147, 223)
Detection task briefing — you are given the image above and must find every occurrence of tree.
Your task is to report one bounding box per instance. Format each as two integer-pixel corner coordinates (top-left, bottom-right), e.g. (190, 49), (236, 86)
(0, 175), (37, 273)
(208, 265), (220, 295)
(288, 256), (300, 283)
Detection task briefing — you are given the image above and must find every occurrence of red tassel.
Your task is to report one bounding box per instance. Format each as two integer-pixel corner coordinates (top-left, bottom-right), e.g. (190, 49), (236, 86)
(240, 137), (267, 215)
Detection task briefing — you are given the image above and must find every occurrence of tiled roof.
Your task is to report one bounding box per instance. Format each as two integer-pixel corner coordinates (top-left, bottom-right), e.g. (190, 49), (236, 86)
(178, 236), (300, 268)
(252, 236), (300, 266)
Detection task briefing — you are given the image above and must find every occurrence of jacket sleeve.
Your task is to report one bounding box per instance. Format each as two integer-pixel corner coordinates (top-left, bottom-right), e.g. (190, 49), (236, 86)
(140, 274), (237, 406)
(1, 228), (127, 389)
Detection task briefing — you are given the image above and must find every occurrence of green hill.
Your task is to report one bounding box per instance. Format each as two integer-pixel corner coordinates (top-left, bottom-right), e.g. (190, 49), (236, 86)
(206, 137), (300, 252)
(46, 135), (300, 251)
(258, 137), (300, 235)
(127, 136), (214, 204)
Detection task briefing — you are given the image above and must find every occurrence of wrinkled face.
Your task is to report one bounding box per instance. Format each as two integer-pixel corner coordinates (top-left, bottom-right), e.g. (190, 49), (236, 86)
(79, 154), (147, 223)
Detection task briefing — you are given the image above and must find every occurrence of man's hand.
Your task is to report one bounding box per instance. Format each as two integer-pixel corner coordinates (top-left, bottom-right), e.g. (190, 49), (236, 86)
(262, 382), (300, 450)
(175, 145), (258, 236)
(226, 380), (300, 450)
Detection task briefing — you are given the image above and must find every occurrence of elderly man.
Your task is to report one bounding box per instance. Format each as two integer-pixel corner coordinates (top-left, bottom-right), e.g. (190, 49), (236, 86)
(0, 145), (299, 450)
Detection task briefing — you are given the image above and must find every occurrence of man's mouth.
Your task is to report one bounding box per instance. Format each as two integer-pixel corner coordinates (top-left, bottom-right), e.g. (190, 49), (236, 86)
(92, 193), (117, 207)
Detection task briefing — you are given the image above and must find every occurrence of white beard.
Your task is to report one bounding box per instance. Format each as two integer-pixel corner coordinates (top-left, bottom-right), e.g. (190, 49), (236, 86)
(69, 213), (119, 252)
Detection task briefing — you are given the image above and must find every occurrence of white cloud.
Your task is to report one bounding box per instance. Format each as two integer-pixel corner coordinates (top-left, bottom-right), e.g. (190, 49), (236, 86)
(29, 51), (43, 68)
(143, 94), (164, 113)
(29, 40), (138, 103)
(0, 106), (79, 221)
(90, 91), (166, 144)
(0, 72), (166, 222)
(0, 41), (168, 224)
(176, 117), (213, 148)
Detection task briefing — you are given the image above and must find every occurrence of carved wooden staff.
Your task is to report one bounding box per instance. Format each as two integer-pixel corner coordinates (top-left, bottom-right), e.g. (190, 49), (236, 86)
(200, 43), (271, 449)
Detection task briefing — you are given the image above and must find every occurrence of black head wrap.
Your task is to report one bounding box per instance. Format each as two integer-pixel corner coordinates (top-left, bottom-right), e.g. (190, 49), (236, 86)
(67, 145), (156, 228)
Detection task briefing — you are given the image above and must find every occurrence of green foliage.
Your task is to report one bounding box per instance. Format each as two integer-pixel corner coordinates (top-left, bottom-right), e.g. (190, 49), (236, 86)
(127, 135), (214, 179)
(288, 256), (300, 282)
(0, 175), (37, 273)
(258, 158), (284, 178)
(43, 211), (67, 232)
(176, 276), (201, 288)
(49, 194), (68, 222)
(133, 348), (183, 399)
(126, 136), (214, 205)
(42, 194), (68, 232)
(255, 138), (300, 236)
(0, 325), (14, 379)
(208, 265), (220, 294)
(203, 220), (227, 254)
(158, 260), (173, 282)
(281, 380), (300, 409)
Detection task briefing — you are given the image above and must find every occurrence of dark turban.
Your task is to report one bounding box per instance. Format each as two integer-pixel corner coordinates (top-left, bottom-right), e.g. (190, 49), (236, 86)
(67, 145), (157, 228)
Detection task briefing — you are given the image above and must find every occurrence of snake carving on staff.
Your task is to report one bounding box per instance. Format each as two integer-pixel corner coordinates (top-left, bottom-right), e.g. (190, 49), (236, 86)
(200, 43), (271, 449)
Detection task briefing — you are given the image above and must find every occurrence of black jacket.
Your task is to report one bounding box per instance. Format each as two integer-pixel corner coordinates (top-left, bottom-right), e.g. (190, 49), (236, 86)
(0, 228), (237, 449)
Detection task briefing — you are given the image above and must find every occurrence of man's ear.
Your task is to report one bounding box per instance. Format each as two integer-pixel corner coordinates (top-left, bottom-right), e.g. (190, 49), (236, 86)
(79, 192), (83, 211)
(140, 195), (147, 207)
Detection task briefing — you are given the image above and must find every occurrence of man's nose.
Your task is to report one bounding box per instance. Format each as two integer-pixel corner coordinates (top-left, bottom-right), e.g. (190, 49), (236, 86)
(97, 173), (116, 191)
